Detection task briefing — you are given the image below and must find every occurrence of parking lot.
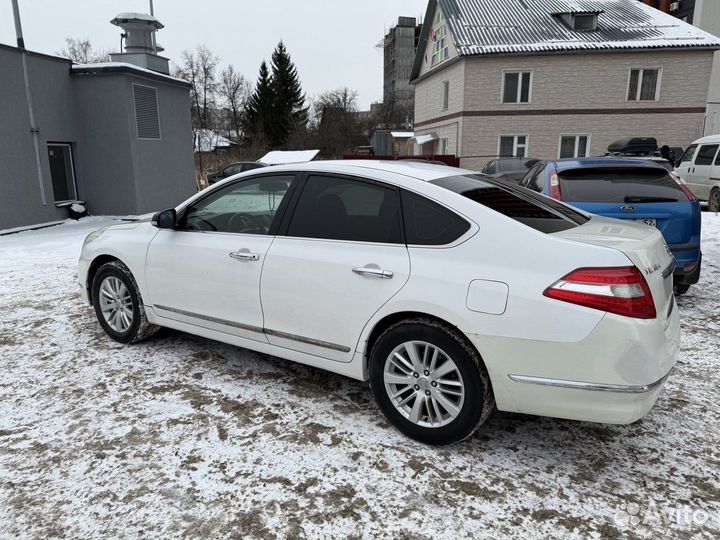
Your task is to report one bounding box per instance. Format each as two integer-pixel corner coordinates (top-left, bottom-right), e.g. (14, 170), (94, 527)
(0, 216), (718, 540)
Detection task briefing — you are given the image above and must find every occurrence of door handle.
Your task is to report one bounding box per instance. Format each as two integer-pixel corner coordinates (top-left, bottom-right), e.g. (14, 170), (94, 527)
(229, 249), (259, 261)
(352, 264), (393, 279)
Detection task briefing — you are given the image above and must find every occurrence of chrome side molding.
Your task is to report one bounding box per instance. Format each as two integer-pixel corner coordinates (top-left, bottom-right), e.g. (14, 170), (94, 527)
(153, 304), (350, 353)
(264, 329), (351, 353)
(507, 369), (673, 394)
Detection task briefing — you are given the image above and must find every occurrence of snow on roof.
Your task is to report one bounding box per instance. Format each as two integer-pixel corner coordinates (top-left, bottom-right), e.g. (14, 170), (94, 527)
(71, 62), (189, 86)
(412, 133), (439, 145)
(194, 129), (234, 153)
(110, 12), (164, 29)
(431, 0), (720, 57)
(257, 150), (320, 165)
(390, 131), (415, 138)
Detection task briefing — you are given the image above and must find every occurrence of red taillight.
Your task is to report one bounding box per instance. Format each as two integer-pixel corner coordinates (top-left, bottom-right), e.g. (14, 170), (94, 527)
(549, 172), (562, 200)
(544, 266), (657, 319)
(670, 172), (697, 201)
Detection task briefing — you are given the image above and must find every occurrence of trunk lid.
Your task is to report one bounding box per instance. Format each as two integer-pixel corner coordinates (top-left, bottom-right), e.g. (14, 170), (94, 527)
(553, 216), (675, 322)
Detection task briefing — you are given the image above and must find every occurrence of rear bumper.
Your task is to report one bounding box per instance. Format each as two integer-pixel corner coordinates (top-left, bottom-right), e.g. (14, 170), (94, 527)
(469, 305), (680, 424)
(672, 251), (701, 286)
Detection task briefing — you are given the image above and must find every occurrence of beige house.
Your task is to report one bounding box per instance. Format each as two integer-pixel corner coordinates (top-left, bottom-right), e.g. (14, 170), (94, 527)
(410, 0), (720, 170)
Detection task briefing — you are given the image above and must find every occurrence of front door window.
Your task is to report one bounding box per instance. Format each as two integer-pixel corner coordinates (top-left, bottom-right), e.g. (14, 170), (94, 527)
(181, 175), (294, 234)
(47, 144), (77, 202)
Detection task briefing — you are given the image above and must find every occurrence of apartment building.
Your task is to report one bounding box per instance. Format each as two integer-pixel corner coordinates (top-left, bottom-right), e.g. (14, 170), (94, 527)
(383, 17), (423, 109)
(411, 0), (720, 170)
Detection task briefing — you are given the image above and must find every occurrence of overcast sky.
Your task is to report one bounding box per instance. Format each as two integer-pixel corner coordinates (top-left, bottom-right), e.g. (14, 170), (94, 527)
(0, 0), (428, 109)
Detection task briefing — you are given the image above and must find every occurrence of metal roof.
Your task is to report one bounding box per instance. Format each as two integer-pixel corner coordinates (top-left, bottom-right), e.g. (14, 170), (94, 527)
(439, 0), (720, 56)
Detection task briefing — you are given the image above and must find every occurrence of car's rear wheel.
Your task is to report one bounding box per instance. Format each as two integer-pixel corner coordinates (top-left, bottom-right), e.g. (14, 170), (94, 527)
(709, 188), (720, 213)
(92, 261), (159, 343)
(369, 319), (494, 445)
(673, 284), (690, 296)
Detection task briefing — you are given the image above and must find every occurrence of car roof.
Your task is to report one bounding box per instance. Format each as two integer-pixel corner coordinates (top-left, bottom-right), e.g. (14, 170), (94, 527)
(690, 134), (720, 145)
(550, 157), (668, 171)
(248, 159), (473, 182)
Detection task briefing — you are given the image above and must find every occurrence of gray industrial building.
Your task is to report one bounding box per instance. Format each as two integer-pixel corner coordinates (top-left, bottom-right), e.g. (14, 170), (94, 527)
(0, 12), (195, 231)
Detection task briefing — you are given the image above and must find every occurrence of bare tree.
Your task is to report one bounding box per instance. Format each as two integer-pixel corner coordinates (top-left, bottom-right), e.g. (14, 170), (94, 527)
(312, 88), (366, 158)
(174, 45), (220, 186)
(219, 65), (251, 141)
(175, 45), (219, 132)
(373, 94), (414, 130)
(57, 38), (111, 63)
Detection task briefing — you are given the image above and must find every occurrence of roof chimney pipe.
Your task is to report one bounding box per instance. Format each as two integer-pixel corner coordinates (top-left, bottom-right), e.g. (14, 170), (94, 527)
(110, 12), (169, 74)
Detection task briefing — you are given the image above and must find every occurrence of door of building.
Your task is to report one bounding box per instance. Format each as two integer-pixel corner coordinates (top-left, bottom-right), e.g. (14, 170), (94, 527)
(47, 144), (77, 202)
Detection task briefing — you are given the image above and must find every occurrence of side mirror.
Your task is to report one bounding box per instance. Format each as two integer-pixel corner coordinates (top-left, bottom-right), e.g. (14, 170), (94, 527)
(152, 208), (177, 229)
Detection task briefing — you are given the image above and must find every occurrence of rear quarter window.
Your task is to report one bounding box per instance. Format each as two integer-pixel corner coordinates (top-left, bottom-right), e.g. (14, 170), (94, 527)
(401, 190), (470, 245)
(558, 167), (688, 203)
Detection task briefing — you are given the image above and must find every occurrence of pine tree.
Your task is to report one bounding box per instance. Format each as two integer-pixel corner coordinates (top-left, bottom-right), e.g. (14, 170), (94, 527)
(269, 41), (308, 148)
(243, 61), (274, 148)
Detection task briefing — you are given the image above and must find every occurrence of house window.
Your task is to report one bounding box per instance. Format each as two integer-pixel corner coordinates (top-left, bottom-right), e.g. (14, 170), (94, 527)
(627, 68), (661, 101)
(503, 71), (532, 103)
(133, 84), (161, 139)
(559, 135), (590, 158)
(499, 136), (528, 158)
(442, 80), (450, 110)
(431, 24), (449, 66)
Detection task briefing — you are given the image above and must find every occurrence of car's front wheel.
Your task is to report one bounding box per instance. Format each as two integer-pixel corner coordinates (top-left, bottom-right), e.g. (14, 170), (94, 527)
(92, 260), (159, 343)
(369, 319), (494, 445)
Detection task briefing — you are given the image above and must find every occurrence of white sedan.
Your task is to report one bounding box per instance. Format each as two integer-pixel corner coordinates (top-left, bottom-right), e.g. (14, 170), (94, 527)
(78, 160), (679, 445)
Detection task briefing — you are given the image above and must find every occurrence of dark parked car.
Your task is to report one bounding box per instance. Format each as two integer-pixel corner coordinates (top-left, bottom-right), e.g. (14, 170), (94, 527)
(207, 162), (267, 184)
(480, 157), (540, 183)
(519, 157), (701, 295)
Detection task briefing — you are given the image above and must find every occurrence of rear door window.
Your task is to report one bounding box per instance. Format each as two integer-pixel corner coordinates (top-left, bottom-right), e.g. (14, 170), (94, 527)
(557, 167), (688, 203)
(431, 174), (588, 234)
(286, 175), (402, 243)
(695, 145), (719, 166)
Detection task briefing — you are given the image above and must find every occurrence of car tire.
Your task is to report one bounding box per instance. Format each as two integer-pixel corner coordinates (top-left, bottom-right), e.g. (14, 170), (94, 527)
(673, 284), (690, 296)
(709, 188), (720, 213)
(369, 318), (494, 445)
(92, 261), (160, 344)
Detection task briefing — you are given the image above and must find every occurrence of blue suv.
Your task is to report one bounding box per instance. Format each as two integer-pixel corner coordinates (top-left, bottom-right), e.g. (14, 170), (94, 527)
(519, 157), (701, 295)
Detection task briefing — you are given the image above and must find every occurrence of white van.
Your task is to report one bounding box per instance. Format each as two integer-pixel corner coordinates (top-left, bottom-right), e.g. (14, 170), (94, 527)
(674, 134), (720, 210)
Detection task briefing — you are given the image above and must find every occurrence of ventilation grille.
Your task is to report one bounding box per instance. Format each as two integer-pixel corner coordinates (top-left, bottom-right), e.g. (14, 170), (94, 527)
(133, 84), (161, 139)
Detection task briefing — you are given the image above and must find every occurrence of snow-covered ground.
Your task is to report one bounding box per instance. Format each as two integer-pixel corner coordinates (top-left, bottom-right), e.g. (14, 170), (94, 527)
(0, 216), (718, 539)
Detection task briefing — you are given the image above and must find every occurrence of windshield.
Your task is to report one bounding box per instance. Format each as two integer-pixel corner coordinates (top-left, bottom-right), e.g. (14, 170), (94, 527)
(557, 167), (688, 203)
(431, 174), (588, 234)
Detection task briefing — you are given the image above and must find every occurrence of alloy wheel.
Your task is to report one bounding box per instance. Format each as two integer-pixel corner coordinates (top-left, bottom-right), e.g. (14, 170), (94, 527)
(383, 340), (465, 428)
(98, 276), (134, 333)
(710, 190), (719, 212)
